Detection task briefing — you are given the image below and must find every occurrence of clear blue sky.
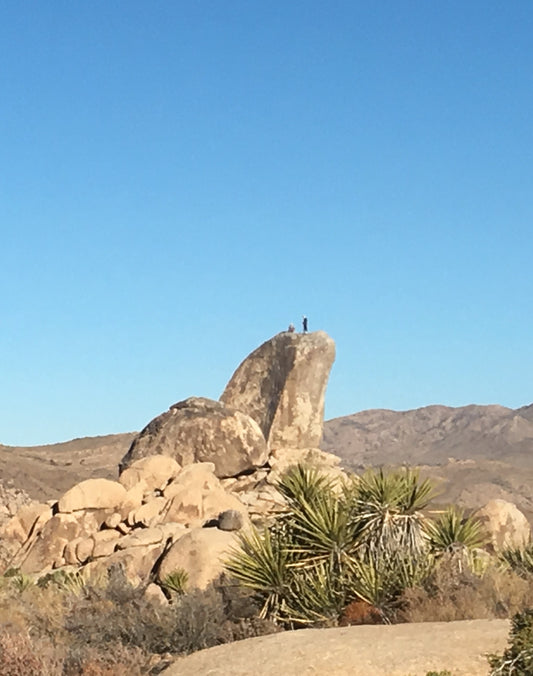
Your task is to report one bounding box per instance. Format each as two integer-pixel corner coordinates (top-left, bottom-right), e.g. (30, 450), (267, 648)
(2, 1), (532, 446)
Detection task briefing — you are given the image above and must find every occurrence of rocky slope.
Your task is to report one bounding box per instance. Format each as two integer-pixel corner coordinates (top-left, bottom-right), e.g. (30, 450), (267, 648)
(0, 433), (135, 501)
(321, 403), (533, 522)
(3, 403), (533, 526)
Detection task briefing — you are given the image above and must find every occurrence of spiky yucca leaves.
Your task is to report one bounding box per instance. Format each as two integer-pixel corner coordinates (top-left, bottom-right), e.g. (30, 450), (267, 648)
(501, 543), (533, 578)
(350, 468), (435, 557)
(226, 526), (294, 622)
(344, 548), (433, 615)
(426, 506), (487, 554)
(227, 464), (441, 626)
(282, 560), (347, 626)
(277, 464), (337, 507)
(161, 568), (189, 598)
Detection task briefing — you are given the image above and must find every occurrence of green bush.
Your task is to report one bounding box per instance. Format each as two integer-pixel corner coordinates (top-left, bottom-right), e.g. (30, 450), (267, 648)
(226, 464), (437, 626)
(502, 544), (533, 578)
(489, 608), (533, 675)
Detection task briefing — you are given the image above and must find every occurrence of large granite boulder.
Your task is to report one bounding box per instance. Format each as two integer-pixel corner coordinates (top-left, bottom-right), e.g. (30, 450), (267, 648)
(157, 527), (238, 590)
(473, 499), (531, 552)
(119, 397), (268, 478)
(220, 330), (335, 449)
(58, 479), (127, 513)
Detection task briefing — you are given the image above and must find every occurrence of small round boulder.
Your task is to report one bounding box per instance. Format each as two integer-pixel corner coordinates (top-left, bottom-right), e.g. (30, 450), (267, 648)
(217, 509), (244, 532)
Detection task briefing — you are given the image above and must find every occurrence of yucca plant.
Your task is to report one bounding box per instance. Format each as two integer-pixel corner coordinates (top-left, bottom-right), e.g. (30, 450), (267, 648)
(501, 543), (533, 578)
(282, 560), (347, 626)
(3, 568), (35, 592)
(277, 464), (337, 507)
(161, 568), (189, 598)
(226, 525), (294, 621)
(426, 506), (488, 554)
(350, 468), (435, 557)
(226, 463), (440, 626)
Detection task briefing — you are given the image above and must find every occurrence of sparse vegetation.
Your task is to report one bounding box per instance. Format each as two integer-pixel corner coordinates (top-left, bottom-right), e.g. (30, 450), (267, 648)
(0, 463), (531, 673)
(226, 464), (439, 626)
(0, 565), (278, 675)
(489, 608), (533, 675)
(160, 568), (189, 599)
(226, 463), (533, 631)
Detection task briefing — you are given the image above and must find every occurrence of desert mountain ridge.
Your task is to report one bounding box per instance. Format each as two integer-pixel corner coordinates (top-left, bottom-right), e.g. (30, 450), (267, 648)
(2, 401), (533, 523)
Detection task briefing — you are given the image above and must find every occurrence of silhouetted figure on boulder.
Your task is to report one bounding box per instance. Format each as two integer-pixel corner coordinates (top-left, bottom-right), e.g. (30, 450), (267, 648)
(302, 316), (308, 333)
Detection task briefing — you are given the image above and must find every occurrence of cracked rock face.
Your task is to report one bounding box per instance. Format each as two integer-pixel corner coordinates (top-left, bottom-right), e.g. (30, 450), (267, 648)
(119, 397), (268, 478)
(220, 331), (336, 449)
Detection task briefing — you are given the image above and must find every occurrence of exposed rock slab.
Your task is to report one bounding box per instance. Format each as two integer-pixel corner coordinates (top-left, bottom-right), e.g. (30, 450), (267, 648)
(163, 618), (509, 676)
(120, 397), (268, 478)
(221, 331), (335, 449)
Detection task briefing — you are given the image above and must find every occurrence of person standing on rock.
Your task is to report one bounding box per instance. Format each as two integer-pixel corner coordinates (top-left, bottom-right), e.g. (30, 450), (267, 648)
(302, 316), (308, 333)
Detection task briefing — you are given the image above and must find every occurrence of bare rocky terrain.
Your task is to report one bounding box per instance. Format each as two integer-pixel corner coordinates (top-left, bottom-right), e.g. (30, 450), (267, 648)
(321, 403), (533, 523)
(0, 433), (135, 502)
(163, 618), (510, 676)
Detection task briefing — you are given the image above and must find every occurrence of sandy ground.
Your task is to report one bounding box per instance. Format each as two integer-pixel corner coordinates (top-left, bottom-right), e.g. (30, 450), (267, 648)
(162, 619), (510, 676)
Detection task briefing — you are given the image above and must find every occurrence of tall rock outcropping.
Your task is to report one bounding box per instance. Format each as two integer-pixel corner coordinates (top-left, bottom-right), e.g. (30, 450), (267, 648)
(0, 330), (341, 591)
(221, 330), (336, 449)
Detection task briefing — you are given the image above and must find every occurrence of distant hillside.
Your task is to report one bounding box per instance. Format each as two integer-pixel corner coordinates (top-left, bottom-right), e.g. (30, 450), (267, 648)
(321, 403), (533, 522)
(0, 433), (136, 501)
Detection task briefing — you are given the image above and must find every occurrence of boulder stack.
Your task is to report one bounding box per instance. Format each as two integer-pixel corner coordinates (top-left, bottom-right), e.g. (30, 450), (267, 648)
(0, 330), (340, 590)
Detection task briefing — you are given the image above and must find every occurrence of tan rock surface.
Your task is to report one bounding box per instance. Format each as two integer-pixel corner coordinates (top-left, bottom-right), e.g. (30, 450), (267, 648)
(118, 455), (181, 491)
(474, 498), (531, 551)
(163, 619), (509, 676)
(221, 331), (335, 449)
(58, 478), (126, 513)
(0, 502), (51, 544)
(16, 511), (99, 573)
(120, 397), (268, 478)
(157, 527), (237, 589)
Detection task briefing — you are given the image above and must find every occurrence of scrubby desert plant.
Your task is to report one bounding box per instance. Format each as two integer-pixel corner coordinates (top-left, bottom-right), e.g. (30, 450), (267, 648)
(426, 506), (487, 554)
(0, 629), (63, 676)
(160, 568), (189, 599)
(488, 608), (533, 675)
(398, 561), (533, 623)
(502, 544), (533, 578)
(227, 464), (437, 626)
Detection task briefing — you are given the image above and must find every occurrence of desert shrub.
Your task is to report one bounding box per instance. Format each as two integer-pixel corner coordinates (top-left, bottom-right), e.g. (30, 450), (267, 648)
(488, 608), (533, 675)
(64, 567), (277, 658)
(226, 464), (436, 626)
(398, 559), (533, 623)
(502, 543), (533, 578)
(163, 578), (279, 655)
(63, 576), (174, 655)
(62, 643), (150, 676)
(160, 568), (188, 599)
(0, 629), (63, 676)
(0, 564), (275, 670)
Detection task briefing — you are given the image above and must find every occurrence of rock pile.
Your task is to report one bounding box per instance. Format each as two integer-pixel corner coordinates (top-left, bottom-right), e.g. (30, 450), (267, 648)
(2, 329), (528, 594)
(0, 330), (342, 590)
